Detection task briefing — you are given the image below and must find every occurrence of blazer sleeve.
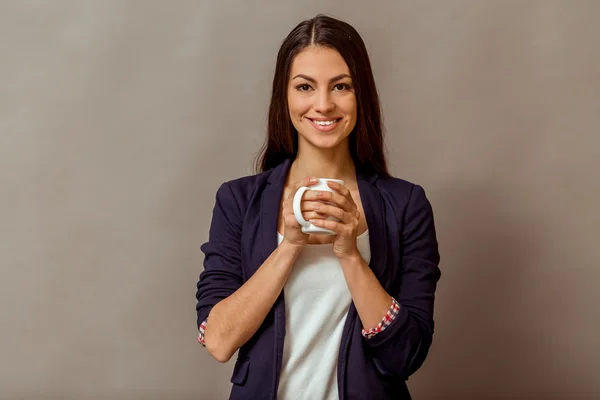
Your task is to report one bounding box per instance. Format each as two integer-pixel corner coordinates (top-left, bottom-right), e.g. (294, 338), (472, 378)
(364, 184), (441, 379)
(195, 182), (244, 330)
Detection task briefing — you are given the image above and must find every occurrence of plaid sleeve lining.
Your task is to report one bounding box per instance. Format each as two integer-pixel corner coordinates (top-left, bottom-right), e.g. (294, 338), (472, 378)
(361, 297), (401, 339)
(197, 318), (208, 346)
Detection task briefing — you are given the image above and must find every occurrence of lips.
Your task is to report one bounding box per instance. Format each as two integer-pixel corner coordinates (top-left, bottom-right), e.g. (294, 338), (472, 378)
(307, 118), (341, 132)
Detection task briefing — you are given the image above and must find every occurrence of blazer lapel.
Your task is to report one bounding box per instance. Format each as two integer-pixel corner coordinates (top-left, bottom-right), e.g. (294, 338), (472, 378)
(257, 160), (292, 397)
(259, 159), (292, 263)
(357, 170), (388, 281)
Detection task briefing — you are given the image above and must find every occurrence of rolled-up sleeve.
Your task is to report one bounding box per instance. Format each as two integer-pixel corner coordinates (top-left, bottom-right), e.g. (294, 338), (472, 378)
(195, 182), (244, 335)
(364, 184), (441, 379)
(361, 297), (401, 339)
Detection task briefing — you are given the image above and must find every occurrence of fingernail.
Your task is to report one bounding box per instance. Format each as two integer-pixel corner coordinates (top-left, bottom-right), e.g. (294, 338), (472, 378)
(310, 177), (318, 183)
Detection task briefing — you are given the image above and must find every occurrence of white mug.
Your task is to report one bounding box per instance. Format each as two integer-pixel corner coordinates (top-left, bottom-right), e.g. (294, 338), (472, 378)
(292, 178), (344, 235)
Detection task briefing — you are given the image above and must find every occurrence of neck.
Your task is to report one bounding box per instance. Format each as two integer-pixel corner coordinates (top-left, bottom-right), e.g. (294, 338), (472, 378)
(288, 143), (356, 185)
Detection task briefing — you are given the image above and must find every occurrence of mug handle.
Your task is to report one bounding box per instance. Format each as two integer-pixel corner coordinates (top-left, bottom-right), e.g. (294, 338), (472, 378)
(292, 186), (311, 227)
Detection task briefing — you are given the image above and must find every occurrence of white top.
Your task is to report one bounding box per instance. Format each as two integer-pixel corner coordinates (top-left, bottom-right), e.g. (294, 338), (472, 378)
(276, 230), (371, 400)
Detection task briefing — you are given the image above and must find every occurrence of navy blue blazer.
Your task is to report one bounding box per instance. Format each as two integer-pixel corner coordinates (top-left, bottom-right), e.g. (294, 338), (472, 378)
(196, 159), (441, 400)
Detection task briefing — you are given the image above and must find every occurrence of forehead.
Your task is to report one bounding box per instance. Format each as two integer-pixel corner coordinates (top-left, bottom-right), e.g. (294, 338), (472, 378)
(289, 46), (350, 78)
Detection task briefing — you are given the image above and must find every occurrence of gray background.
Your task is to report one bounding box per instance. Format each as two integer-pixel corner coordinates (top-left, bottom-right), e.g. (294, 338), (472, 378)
(1, 1), (599, 399)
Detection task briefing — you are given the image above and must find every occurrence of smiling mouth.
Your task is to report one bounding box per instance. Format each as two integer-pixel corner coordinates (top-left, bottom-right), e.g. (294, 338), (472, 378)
(307, 118), (342, 132)
(307, 118), (341, 126)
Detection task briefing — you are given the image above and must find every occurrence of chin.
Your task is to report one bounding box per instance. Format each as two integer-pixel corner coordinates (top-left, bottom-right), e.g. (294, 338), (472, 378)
(301, 133), (349, 150)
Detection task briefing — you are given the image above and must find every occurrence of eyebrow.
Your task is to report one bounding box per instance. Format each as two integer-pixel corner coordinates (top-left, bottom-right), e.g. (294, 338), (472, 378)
(292, 73), (352, 84)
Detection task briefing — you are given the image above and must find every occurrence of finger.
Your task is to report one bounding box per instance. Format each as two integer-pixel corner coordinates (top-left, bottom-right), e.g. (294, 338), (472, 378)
(291, 176), (319, 195)
(302, 211), (327, 220)
(303, 190), (352, 211)
(300, 201), (324, 212)
(282, 199), (322, 216)
(313, 204), (350, 223)
(326, 180), (353, 203)
(308, 218), (342, 233)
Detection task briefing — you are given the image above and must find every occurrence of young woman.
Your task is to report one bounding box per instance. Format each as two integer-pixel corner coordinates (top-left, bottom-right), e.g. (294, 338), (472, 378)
(195, 14), (441, 400)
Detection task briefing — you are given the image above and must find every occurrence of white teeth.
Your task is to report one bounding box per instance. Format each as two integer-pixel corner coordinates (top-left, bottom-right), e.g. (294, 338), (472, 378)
(312, 119), (338, 126)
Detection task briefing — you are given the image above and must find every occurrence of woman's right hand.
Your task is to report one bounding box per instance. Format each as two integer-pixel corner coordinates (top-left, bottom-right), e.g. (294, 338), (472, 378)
(281, 176), (322, 247)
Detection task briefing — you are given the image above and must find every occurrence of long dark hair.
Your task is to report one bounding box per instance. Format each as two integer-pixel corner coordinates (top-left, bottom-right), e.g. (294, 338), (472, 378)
(253, 14), (390, 178)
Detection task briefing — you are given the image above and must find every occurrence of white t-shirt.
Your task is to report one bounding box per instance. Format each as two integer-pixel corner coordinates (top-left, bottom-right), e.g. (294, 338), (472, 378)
(276, 230), (371, 400)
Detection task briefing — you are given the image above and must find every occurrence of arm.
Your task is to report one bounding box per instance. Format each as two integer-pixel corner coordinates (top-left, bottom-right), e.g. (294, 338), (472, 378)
(340, 184), (441, 379)
(195, 183), (304, 363)
(202, 240), (302, 363)
(337, 257), (399, 335)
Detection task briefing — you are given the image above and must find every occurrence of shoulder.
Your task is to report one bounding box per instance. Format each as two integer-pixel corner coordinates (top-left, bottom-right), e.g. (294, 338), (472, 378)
(374, 175), (430, 205)
(370, 175), (436, 226)
(214, 168), (275, 208)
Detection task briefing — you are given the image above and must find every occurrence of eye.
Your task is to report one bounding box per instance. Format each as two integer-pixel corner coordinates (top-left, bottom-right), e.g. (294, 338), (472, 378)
(333, 83), (352, 91)
(296, 84), (312, 92)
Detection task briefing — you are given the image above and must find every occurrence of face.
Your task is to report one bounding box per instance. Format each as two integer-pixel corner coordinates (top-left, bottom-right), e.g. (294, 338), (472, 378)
(287, 46), (357, 151)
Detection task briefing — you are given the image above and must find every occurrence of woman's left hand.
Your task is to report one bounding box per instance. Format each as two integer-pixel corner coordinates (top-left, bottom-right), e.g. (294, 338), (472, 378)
(306, 181), (361, 260)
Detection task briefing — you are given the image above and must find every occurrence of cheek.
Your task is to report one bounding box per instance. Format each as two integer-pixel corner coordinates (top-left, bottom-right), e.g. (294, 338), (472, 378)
(288, 95), (309, 116)
(344, 107), (357, 125)
(341, 96), (357, 116)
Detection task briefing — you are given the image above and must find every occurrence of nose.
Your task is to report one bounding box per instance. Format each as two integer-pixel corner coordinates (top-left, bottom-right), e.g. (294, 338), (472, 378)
(313, 90), (335, 114)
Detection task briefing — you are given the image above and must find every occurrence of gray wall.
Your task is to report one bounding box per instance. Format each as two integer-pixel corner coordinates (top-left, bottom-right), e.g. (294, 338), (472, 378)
(1, 1), (598, 399)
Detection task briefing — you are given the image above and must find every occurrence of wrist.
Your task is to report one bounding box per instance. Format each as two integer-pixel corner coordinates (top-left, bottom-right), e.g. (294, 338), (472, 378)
(280, 238), (306, 254)
(337, 248), (363, 264)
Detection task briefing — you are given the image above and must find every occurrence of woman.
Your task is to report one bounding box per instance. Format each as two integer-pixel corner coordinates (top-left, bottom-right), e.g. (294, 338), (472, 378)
(195, 14), (441, 400)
